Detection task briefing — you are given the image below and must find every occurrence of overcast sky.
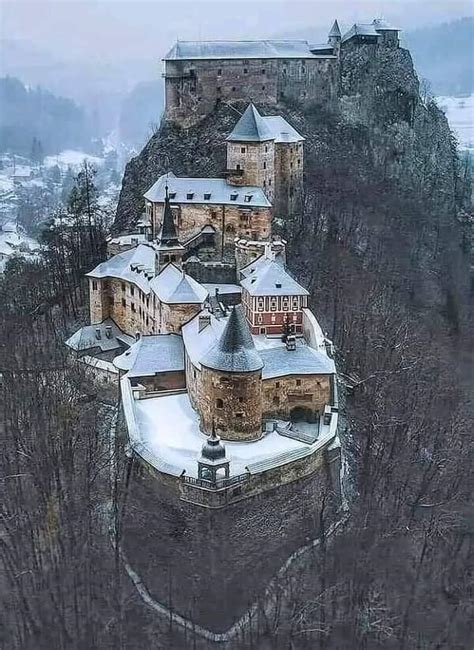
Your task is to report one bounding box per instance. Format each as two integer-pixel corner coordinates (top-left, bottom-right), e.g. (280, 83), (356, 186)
(2, 0), (473, 63)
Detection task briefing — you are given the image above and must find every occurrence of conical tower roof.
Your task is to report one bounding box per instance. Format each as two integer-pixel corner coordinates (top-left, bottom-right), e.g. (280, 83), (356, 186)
(328, 19), (341, 38)
(226, 104), (274, 143)
(159, 185), (179, 246)
(201, 305), (263, 373)
(200, 427), (227, 464)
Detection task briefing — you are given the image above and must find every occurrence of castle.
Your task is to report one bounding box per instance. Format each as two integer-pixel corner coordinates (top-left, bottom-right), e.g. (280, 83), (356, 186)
(62, 18), (401, 633)
(163, 18), (400, 127)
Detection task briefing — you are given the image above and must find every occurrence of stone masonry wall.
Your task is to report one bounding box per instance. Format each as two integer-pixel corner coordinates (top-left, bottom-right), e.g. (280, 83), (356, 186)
(274, 141), (304, 217)
(262, 374), (331, 421)
(200, 366), (263, 440)
(157, 301), (202, 334)
(150, 201), (272, 256)
(164, 57), (338, 127)
(226, 141), (275, 202)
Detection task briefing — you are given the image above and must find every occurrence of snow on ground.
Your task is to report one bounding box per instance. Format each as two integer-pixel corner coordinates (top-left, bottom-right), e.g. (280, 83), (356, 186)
(437, 94), (474, 152)
(43, 150), (105, 171)
(134, 392), (311, 478)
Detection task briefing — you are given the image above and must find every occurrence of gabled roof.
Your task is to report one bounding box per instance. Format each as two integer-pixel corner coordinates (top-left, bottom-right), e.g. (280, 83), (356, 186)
(163, 40), (334, 61)
(240, 258), (309, 297)
(150, 263), (208, 304)
(86, 244), (155, 294)
(201, 305), (264, 373)
(65, 318), (134, 353)
(328, 19), (341, 38)
(342, 23), (381, 43)
(261, 115), (304, 143)
(226, 104), (274, 142)
(144, 172), (271, 208)
(113, 334), (184, 377)
(260, 345), (335, 379)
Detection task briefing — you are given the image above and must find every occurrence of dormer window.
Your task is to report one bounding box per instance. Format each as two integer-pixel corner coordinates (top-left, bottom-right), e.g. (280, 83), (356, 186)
(203, 192), (211, 200)
(275, 283), (282, 288)
(244, 194), (253, 203)
(186, 191), (194, 200)
(230, 192), (238, 201)
(169, 191), (176, 199)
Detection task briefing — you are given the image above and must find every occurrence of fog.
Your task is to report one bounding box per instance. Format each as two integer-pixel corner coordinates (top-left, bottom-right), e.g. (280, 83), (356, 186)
(2, 0), (472, 64)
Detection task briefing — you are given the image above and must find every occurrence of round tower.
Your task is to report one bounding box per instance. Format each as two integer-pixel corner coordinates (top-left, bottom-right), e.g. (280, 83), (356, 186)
(328, 19), (342, 52)
(200, 305), (263, 441)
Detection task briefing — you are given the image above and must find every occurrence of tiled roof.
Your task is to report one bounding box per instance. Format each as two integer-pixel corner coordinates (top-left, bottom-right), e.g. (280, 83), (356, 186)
(150, 263), (208, 304)
(201, 305), (264, 373)
(163, 40), (333, 61)
(114, 334), (184, 377)
(226, 104), (304, 143)
(240, 258), (309, 297)
(341, 23), (381, 43)
(65, 318), (134, 353)
(86, 244), (155, 294)
(144, 172), (271, 208)
(260, 344), (335, 379)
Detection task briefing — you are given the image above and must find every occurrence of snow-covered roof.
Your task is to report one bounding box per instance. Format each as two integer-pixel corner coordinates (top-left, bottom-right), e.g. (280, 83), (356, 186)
(114, 334), (184, 377)
(164, 40), (335, 61)
(328, 19), (341, 38)
(182, 310), (227, 369)
(372, 18), (400, 31)
(240, 258), (309, 297)
(86, 244), (156, 294)
(107, 233), (148, 246)
(341, 23), (380, 43)
(226, 105), (304, 144)
(150, 263), (208, 304)
(144, 172), (271, 208)
(260, 344), (335, 379)
(65, 318), (134, 353)
(202, 283), (242, 296)
(201, 305), (264, 373)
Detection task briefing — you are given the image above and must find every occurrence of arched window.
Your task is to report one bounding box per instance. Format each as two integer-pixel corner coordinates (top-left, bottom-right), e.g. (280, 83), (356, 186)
(216, 398), (223, 409)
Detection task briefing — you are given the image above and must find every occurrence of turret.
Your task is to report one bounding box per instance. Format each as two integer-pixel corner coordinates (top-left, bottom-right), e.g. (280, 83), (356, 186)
(328, 19), (342, 50)
(197, 426), (230, 483)
(155, 184), (185, 273)
(200, 305), (263, 441)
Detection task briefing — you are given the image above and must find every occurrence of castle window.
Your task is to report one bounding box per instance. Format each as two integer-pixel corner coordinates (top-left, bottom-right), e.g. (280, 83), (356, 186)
(216, 398), (223, 409)
(265, 146), (268, 153)
(296, 379), (301, 386)
(244, 194), (253, 203)
(263, 180), (266, 187)
(131, 303), (136, 312)
(273, 396), (279, 405)
(269, 179), (272, 186)
(298, 158), (301, 165)
(122, 298), (126, 308)
(217, 87), (221, 94)
(187, 192), (194, 199)
(232, 87), (236, 92)
(204, 192), (211, 200)
(230, 193), (238, 201)
(193, 369), (196, 379)
(92, 281), (97, 290)
(236, 412), (243, 418)
(169, 192), (176, 199)
(290, 162), (293, 169)
(260, 327), (266, 334)
(236, 164), (241, 171)
(238, 397), (244, 403)
(276, 382), (280, 388)
(243, 68), (248, 74)
(261, 68), (266, 75)
(263, 162), (266, 170)
(130, 287), (134, 296)
(241, 147), (246, 153)
(121, 283), (125, 291)
(262, 85), (266, 91)
(217, 68), (222, 76)
(109, 296), (114, 306)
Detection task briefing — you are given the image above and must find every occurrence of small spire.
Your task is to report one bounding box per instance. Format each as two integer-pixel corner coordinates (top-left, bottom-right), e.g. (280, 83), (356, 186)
(159, 182), (179, 245)
(328, 19), (341, 39)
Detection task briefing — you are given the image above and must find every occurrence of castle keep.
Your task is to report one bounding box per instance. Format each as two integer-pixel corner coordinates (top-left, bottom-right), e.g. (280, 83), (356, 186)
(163, 18), (400, 127)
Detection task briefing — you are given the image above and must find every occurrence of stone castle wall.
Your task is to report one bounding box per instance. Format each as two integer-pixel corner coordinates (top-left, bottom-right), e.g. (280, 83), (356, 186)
(200, 366), (263, 440)
(150, 201), (272, 255)
(226, 140), (276, 201)
(164, 56), (338, 127)
(262, 374), (331, 421)
(274, 141), (304, 217)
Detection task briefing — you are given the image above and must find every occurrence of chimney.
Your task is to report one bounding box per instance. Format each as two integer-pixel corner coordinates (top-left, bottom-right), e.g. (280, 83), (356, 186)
(95, 327), (101, 340)
(286, 334), (296, 352)
(198, 313), (211, 333)
(105, 325), (112, 339)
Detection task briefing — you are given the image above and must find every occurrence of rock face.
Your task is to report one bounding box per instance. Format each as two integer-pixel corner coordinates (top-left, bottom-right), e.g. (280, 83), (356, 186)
(115, 43), (457, 235)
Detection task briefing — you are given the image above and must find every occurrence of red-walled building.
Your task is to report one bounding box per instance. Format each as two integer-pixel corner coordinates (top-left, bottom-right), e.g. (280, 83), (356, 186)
(240, 256), (309, 335)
